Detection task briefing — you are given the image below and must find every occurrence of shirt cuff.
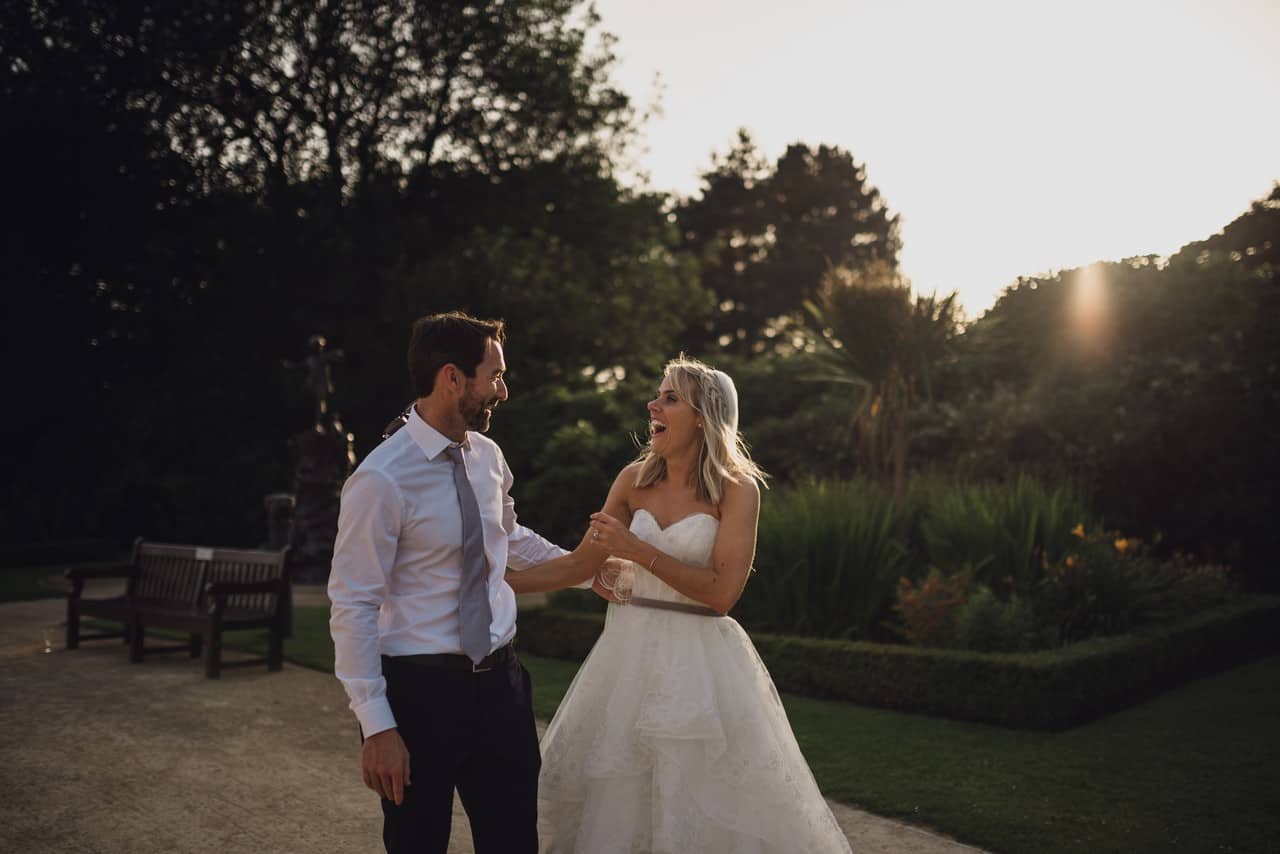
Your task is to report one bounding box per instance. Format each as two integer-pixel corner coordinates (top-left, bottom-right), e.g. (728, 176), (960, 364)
(353, 698), (398, 738)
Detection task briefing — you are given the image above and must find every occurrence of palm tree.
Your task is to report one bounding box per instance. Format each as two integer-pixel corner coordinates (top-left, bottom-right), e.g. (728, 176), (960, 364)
(805, 261), (959, 506)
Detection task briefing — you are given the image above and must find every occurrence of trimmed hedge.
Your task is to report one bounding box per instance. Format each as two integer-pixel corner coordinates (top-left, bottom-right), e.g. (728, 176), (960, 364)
(516, 596), (1280, 730)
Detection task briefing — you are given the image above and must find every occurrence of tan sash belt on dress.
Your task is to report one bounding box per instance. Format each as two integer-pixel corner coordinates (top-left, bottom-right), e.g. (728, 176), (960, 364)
(628, 596), (723, 617)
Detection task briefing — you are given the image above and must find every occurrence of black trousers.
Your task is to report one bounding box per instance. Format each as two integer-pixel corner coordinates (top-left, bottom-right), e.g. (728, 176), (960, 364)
(378, 650), (541, 854)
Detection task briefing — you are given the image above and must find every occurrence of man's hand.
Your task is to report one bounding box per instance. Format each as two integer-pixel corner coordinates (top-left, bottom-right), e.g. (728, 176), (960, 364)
(362, 728), (411, 805)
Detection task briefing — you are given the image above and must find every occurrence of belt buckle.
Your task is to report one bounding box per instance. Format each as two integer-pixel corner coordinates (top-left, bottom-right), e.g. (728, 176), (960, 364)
(471, 658), (492, 673)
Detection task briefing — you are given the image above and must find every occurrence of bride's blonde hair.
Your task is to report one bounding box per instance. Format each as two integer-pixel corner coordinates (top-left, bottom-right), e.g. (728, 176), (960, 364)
(634, 356), (767, 505)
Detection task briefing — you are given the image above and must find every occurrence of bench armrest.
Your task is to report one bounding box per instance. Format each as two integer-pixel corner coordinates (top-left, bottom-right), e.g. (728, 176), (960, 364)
(64, 563), (137, 598)
(205, 578), (288, 618)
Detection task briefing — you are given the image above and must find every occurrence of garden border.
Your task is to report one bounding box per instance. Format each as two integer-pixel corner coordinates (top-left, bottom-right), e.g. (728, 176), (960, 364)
(516, 595), (1280, 729)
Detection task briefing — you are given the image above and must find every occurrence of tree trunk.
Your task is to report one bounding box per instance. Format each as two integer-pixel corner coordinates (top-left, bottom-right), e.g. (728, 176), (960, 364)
(855, 371), (910, 509)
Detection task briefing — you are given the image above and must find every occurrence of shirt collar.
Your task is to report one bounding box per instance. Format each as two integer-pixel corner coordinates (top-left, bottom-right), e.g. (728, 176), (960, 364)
(406, 405), (469, 461)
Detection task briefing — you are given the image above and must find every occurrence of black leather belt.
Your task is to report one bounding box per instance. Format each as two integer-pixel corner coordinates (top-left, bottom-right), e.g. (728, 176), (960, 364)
(382, 642), (514, 674)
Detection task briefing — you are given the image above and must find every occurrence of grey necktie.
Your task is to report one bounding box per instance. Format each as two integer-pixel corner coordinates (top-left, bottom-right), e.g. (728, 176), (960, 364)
(444, 444), (492, 664)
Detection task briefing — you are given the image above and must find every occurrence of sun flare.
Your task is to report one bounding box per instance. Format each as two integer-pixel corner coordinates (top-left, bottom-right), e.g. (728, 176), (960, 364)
(593, 0), (1280, 316)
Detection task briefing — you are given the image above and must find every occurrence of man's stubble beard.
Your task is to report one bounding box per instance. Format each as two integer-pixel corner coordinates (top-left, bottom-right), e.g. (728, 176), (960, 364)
(459, 386), (496, 433)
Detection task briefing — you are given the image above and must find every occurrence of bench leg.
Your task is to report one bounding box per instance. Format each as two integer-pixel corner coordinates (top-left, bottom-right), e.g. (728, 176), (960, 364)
(129, 620), (145, 663)
(189, 633), (203, 658)
(203, 619), (222, 679)
(267, 627), (284, 672)
(65, 599), (80, 650)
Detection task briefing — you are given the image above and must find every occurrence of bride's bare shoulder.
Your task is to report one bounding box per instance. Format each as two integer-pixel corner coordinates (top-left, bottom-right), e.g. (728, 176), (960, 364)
(600, 461), (645, 518)
(613, 461), (645, 488)
(721, 474), (761, 509)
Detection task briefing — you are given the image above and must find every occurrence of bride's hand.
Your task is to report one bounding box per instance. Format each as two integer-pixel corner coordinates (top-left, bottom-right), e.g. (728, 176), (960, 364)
(588, 512), (643, 561)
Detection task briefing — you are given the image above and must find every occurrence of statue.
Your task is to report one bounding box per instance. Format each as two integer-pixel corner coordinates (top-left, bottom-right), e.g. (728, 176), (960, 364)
(274, 334), (355, 583)
(285, 334), (344, 428)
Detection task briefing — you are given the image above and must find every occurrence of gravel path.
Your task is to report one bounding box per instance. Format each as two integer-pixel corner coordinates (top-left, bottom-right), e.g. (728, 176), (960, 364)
(0, 595), (986, 853)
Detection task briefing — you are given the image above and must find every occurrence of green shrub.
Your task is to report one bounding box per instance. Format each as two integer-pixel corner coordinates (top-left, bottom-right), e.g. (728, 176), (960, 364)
(547, 586), (607, 613)
(736, 479), (907, 640)
(1037, 542), (1148, 644)
(517, 608), (608, 660)
(733, 475), (1100, 641)
(1036, 528), (1234, 646)
(562, 476), (1232, 649)
(916, 473), (1092, 594)
(1134, 553), (1232, 620)
(517, 596), (1280, 730)
(952, 586), (1039, 652)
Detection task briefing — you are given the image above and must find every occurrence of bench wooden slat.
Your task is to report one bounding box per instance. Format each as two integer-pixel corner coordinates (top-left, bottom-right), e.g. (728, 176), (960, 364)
(65, 539), (291, 678)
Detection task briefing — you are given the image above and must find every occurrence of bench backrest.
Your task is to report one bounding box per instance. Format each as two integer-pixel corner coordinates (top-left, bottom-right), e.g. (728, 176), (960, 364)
(132, 542), (211, 606)
(207, 546), (290, 616)
(132, 541), (289, 615)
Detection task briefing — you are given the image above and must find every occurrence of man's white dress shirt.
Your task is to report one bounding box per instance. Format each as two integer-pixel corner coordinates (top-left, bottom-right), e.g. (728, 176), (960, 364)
(328, 407), (567, 737)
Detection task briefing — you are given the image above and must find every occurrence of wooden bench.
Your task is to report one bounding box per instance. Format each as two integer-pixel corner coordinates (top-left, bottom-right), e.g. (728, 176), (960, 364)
(65, 540), (291, 678)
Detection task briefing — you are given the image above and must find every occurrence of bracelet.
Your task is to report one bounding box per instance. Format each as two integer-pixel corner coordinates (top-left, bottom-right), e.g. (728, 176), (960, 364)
(647, 554), (659, 572)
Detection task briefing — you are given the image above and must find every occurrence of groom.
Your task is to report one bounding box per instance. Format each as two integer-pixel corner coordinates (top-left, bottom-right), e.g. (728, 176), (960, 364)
(328, 311), (568, 853)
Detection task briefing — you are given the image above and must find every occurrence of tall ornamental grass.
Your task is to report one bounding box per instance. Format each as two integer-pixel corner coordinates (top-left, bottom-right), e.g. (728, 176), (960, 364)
(557, 473), (1227, 647)
(736, 480), (907, 640)
(740, 475), (1095, 642)
(914, 474), (1094, 594)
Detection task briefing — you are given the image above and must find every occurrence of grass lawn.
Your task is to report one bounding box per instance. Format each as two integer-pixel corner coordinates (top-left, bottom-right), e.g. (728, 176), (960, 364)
(117, 604), (1280, 853)
(786, 660), (1280, 853)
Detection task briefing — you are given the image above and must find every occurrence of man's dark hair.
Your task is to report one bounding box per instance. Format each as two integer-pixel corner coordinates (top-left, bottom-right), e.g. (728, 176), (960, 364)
(408, 311), (506, 397)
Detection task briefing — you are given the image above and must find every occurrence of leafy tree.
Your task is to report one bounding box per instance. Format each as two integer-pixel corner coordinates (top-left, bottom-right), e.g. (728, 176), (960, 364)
(62, 0), (636, 206)
(677, 130), (901, 353)
(945, 238), (1279, 587)
(2, 0), (703, 548)
(2, 0), (220, 540)
(1173, 182), (1280, 271)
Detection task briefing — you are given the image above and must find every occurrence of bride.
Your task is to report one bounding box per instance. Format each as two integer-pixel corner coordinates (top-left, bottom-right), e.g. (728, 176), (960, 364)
(507, 356), (852, 853)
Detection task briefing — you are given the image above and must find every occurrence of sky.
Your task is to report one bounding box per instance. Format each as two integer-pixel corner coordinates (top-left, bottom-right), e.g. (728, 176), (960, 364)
(590, 0), (1280, 317)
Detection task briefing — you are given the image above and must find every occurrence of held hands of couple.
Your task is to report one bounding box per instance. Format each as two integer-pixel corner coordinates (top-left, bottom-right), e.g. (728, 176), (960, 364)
(588, 512), (647, 563)
(362, 728), (411, 805)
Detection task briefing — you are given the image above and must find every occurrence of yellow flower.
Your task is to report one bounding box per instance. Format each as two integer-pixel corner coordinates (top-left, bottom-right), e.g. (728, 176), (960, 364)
(1114, 538), (1130, 554)
(1071, 523), (1086, 539)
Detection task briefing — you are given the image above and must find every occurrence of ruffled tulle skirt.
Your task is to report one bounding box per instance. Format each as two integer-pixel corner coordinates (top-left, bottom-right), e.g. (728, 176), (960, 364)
(537, 603), (852, 853)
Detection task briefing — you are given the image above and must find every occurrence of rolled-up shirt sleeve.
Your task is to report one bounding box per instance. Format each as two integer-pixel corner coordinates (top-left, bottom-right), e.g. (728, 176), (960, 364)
(328, 469), (401, 737)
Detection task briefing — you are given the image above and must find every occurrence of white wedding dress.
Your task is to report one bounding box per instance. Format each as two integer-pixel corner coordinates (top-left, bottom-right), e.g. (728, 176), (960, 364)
(537, 509), (852, 853)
